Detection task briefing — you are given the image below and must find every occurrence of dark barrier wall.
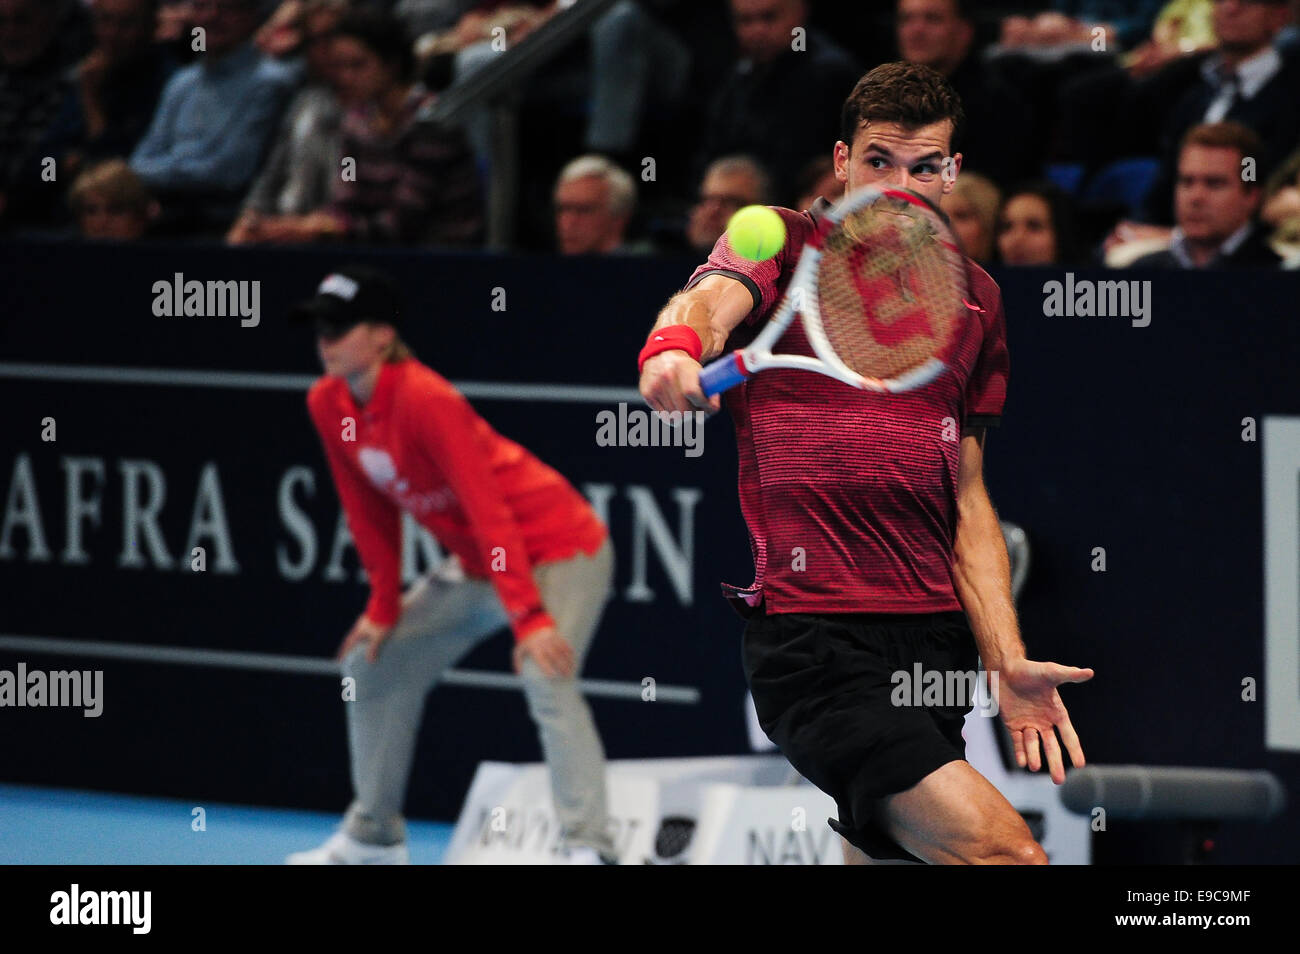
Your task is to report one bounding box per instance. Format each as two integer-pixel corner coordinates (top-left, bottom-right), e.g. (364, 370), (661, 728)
(2, 238), (1298, 864)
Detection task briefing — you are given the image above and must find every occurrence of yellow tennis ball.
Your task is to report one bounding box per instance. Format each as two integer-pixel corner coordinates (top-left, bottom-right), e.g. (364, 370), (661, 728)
(726, 205), (786, 261)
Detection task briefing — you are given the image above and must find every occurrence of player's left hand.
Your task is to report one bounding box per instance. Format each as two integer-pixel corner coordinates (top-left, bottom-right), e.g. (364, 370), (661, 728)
(995, 658), (1095, 784)
(513, 627), (575, 678)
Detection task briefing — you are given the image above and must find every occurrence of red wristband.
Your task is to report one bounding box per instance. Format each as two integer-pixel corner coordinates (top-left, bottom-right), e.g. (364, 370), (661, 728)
(638, 325), (703, 374)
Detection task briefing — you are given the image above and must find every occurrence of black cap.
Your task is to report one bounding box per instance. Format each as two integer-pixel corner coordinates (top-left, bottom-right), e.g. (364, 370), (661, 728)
(290, 265), (401, 337)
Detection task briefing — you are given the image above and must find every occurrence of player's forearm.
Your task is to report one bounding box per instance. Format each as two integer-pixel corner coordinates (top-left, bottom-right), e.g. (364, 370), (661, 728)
(952, 487), (1026, 672)
(651, 277), (753, 361)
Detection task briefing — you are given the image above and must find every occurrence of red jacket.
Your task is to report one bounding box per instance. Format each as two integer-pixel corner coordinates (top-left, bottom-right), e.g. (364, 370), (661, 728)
(307, 358), (606, 640)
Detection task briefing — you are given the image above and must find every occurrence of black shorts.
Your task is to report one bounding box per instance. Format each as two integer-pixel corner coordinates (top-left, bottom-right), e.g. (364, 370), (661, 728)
(742, 609), (979, 863)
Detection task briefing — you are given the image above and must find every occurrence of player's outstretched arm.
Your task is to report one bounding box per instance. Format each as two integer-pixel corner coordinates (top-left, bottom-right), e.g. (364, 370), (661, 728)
(952, 430), (1024, 670)
(639, 274), (754, 416)
(952, 429), (1094, 784)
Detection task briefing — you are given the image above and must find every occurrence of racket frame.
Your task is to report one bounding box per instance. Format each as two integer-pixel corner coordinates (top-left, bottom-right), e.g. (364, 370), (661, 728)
(698, 187), (962, 397)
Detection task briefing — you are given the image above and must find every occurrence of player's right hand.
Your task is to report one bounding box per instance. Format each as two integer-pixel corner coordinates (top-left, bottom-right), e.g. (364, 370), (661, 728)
(640, 350), (721, 416)
(336, 613), (394, 664)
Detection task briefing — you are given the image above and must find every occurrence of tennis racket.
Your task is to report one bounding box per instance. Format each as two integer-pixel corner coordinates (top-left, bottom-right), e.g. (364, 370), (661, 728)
(698, 186), (973, 397)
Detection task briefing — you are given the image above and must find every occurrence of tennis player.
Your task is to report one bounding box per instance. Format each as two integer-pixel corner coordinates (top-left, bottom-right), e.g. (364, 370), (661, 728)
(639, 62), (1093, 864)
(288, 265), (617, 864)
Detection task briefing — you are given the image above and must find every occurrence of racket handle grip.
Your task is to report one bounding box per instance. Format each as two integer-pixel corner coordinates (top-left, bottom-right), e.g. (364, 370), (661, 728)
(699, 353), (750, 397)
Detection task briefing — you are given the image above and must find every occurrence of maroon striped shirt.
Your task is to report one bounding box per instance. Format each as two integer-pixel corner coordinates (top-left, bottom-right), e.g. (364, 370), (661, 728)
(685, 200), (1009, 615)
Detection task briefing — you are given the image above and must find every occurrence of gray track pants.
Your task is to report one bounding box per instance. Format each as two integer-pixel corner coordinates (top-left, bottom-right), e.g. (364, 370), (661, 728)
(339, 538), (615, 856)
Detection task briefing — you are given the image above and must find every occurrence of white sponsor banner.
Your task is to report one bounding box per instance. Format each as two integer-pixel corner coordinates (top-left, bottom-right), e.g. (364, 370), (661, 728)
(445, 756), (798, 864)
(447, 738), (1090, 864)
(444, 762), (659, 865)
(1263, 417), (1300, 751)
(689, 784), (843, 864)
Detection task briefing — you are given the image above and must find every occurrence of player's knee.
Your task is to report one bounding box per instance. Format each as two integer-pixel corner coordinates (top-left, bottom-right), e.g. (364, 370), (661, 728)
(1007, 838), (1048, 865)
(977, 806), (1048, 864)
(957, 833), (1046, 865)
(841, 837), (871, 865)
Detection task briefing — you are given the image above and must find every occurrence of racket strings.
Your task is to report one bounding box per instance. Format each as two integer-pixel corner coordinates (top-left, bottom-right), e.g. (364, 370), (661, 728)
(815, 199), (967, 382)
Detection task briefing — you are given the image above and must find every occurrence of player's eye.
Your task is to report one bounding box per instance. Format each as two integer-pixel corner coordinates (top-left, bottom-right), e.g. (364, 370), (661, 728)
(868, 157), (889, 170)
(913, 163), (939, 178)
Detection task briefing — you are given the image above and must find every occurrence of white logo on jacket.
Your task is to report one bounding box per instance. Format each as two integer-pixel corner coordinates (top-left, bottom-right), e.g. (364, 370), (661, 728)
(358, 447), (398, 488)
(357, 446), (457, 514)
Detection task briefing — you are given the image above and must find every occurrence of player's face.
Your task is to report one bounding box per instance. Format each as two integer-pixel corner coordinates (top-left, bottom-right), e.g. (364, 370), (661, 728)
(1175, 145), (1260, 243)
(1211, 0), (1290, 53)
(317, 322), (390, 378)
(835, 120), (959, 209)
(897, 0), (969, 72)
(997, 194), (1057, 266)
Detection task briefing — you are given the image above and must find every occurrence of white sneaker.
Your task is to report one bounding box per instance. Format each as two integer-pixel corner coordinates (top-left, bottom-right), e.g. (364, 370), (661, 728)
(286, 830), (409, 865)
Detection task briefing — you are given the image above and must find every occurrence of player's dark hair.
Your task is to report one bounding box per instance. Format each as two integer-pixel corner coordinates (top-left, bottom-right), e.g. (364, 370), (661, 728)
(335, 7), (416, 84)
(1181, 122), (1266, 189)
(840, 62), (965, 152)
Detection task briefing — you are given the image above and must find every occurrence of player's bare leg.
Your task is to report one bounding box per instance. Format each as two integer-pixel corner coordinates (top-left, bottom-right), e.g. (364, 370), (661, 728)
(841, 839), (871, 865)
(840, 841), (927, 865)
(875, 760), (1047, 865)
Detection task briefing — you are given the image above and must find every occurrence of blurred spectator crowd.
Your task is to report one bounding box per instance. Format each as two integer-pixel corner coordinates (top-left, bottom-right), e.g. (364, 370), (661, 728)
(1, 0), (1298, 268)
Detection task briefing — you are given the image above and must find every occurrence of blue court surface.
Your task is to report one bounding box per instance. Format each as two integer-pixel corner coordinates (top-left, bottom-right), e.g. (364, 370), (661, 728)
(0, 785), (455, 865)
